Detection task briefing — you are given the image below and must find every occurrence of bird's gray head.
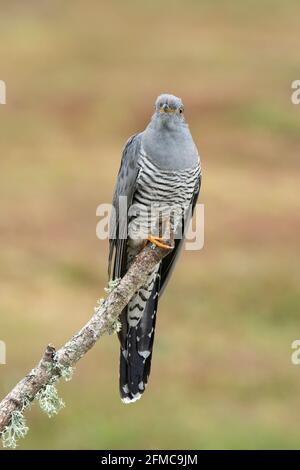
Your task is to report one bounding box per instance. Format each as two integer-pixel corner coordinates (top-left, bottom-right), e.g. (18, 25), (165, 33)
(152, 94), (185, 128)
(143, 93), (198, 170)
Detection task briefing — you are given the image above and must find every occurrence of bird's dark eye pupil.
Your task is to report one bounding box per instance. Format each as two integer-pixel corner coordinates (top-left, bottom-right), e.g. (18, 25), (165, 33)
(179, 108), (183, 113)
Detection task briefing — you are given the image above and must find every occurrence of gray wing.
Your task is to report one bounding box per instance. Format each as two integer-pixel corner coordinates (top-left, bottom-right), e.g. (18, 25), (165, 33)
(108, 133), (142, 279)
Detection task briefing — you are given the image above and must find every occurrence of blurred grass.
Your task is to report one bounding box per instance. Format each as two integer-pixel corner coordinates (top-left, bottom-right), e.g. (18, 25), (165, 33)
(0, 0), (300, 450)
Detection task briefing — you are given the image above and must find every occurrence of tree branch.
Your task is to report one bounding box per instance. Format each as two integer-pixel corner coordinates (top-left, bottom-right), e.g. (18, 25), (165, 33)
(0, 241), (173, 443)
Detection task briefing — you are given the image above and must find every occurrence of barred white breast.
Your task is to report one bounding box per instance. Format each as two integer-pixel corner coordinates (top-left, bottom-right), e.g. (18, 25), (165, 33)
(128, 148), (200, 242)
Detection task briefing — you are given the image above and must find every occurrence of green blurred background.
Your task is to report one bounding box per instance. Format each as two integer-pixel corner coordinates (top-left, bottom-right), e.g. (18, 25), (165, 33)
(0, 0), (300, 450)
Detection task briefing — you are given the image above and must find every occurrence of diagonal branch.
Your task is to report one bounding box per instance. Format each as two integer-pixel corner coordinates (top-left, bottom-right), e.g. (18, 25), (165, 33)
(0, 241), (173, 440)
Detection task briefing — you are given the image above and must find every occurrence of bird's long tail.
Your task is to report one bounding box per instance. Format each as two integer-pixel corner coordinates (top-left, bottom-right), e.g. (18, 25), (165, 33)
(119, 268), (160, 403)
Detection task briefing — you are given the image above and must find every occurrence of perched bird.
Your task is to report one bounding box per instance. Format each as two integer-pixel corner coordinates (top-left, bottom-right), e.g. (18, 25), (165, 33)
(109, 94), (201, 403)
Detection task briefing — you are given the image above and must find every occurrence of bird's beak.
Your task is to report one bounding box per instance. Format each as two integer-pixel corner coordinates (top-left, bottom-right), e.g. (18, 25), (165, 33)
(159, 104), (175, 114)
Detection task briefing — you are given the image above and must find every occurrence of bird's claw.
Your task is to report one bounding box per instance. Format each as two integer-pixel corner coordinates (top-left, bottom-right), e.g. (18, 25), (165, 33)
(147, 235), (171, 250)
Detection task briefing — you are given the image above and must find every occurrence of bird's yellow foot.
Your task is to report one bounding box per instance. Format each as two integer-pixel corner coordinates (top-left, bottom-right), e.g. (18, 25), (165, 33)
(147, 235), (171, 250)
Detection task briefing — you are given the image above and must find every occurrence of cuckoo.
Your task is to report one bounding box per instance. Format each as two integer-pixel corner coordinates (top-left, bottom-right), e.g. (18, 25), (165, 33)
(108, 94), (201, 403)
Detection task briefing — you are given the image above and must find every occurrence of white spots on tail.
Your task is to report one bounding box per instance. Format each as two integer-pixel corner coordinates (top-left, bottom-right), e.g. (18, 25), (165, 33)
(148, 328), (154, 338)
(138, 381), (144, 391)
(121, 393), (142, 404)
(138, 350), (151, 360)
(151, 309), (157, 320)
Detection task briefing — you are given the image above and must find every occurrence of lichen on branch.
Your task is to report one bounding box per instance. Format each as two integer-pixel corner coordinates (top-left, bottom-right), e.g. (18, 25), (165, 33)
(0, 241), (173, 448)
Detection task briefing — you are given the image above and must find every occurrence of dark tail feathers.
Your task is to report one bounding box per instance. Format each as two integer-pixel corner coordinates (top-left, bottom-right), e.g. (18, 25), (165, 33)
(119, 276), (159, 403)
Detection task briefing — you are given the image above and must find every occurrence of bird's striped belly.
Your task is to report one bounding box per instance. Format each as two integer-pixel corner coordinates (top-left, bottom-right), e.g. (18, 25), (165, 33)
(128, 153), (199, 241)
(126, 153), (199, 328)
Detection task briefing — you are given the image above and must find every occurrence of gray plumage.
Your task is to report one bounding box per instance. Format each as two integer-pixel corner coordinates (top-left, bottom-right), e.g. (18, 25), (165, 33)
(109, 94), (201, 403)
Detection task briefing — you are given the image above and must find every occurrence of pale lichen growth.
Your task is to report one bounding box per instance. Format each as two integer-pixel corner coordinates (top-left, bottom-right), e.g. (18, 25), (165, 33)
(112, 318), (122, 333)
(99, 279), (122, 335)
(104, 316), (122, 336)
(2, 411), (29, 449)
(1, 362), (70, 447)
(58, 364), (74, 382)
(104, 278), (120, 294)
(36, 384), (65, 418)
(94, 297), (105, 313)
(1, 398), (30, 449)
(53, 355), (74, 382)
